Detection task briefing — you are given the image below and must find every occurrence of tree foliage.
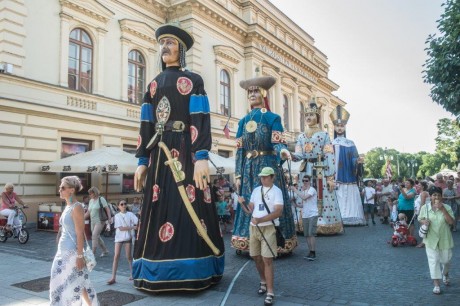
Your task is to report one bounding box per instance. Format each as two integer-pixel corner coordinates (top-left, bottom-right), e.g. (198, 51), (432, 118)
(435, 118), (460, 163)
(423, 0), (460, 121)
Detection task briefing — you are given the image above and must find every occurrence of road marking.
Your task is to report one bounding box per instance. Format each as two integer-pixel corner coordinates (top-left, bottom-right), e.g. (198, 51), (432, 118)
(219, 259), (251, 306)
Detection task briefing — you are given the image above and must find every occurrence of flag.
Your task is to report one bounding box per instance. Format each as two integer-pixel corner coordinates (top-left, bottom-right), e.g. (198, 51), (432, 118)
(385, 160), (392, 179)
(223, 123), (230, 139)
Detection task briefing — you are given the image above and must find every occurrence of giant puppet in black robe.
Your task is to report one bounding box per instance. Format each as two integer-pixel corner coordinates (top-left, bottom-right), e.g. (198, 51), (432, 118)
(133, 24), (224, 292)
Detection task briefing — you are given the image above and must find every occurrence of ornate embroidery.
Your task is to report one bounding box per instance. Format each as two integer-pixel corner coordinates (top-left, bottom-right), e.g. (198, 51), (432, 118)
(152, 184), (160, 202)
(186, 184), (195, 203)
(271, 131), (284, 143)
(156, 96), (171, 124)
(236, 137), (243, 149)
(197, 219), (208, 238)
(150, 80), (157, 98)
(323, 144), (334, 153)
(176, 77), (193, 95)
(171, 149), (180, 159)
(137, 135), (142, 149)
(190, 126), (198, 144)
(203, 186), (212, 203)
(304, 143), (313, 153)
(159, 222), (174, 242)
(295, 144), (302, 154)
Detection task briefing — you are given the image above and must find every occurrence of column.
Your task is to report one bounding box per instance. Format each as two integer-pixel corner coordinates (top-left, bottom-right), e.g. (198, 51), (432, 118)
(292, 85), (299, 132)
(95, 28), (107, 95)
(59, 13), (71, 87)
(275, 74), (283, 118)
(120, 38), (130, 101)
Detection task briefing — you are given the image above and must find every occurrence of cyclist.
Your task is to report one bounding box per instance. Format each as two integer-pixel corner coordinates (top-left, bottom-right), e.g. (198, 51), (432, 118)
(1, 183), (25, 231)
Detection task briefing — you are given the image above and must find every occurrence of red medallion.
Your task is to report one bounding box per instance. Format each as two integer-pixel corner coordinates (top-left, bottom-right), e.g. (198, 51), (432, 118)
(137, 135), (142, 149)
(203, 186), (212, 203)
(150, 80), (157, 98)
(186, 184), (196, 203)
(159, 222), (174, 242)
(152, 184), (160, 202)
(171, 149), (180, 159)
(190, 126), (198, 144)
(176, 77), (193, 95)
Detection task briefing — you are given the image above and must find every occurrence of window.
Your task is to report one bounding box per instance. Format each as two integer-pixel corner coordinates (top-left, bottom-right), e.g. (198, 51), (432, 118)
(219, 69), (231, 116)
(283, 94), (290, 131)
(300, 101), (305, 132)
(122, 145), (137, 193)
(68, 28), (93, 93)
(60, 138), (92, 194)
(128, 50), (146, 104)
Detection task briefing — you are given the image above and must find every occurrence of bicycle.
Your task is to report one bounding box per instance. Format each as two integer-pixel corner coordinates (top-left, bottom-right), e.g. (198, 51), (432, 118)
(0, 205), (30, 244)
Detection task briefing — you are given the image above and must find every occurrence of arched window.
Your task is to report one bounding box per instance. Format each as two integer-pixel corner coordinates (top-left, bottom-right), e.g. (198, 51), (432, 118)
(283, 94), (290, 131)
(128, 50), (146, 104)
(219, 69), (231, 116)
(300, 101), (305, 132)
(68, 28), (93, 93)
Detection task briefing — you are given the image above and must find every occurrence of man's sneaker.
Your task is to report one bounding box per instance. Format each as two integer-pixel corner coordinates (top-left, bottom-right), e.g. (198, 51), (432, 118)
(306, 253), (316, 261)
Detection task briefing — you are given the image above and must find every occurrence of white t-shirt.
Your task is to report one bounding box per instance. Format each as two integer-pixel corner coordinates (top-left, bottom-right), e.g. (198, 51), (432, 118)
(114, 211), (138, 243)
(380, 185), (393, 202)
(300, 186), (318, 218)
(364, 187), (376, 204)
(250, 185), (284, 226)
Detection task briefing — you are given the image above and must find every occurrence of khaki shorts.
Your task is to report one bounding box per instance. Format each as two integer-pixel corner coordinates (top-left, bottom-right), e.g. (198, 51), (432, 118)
(302, 216), (318, 237)
(249, 224), (277, 258)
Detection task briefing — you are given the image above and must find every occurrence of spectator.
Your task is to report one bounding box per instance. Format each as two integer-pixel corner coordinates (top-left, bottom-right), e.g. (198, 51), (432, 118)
(1, 183), (25, 232)
(362, 181), (376, 226)
(81, 195), (92, 241)
(85, 187), (111, 257)
(131, 197), (141, 218)
(107, 200), (138, 285)
(49, 176), (98, 305)
(415, 181), (431, 248)
(435, 174), (447, 190)
(290, 175), (318, 260)
(443, 180), (458, 231)
(216, 195), (231, 233)
(378, 179), (393, 224)
(418, 186), (455, 295)
(238, 167), (283, 306)
(398, 179), (417, 236)
(230, 186), (239, 223)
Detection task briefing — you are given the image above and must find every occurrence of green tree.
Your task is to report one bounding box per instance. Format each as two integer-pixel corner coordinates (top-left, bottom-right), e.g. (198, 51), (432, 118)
(418, 151), (453, 177)
(435, 118), (460, 164)
(423, 0), (460, 121)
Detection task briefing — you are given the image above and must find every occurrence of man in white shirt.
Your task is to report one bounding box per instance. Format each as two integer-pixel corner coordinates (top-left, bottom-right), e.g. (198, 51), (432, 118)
(378, 179), (393, 224)
(239, 167), (283, 306)
(291, 175), (318, 260)
(362, 181), (376, 226)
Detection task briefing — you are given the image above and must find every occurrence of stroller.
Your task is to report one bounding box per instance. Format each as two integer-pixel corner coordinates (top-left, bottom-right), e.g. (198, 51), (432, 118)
(390, 213), (417, 247)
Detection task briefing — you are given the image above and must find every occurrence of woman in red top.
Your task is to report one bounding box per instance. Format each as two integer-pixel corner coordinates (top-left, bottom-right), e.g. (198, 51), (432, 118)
(1, 183), (25, 230)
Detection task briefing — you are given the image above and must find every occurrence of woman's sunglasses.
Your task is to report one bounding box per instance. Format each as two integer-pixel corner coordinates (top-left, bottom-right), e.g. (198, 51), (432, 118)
(119, 203), (127, 206)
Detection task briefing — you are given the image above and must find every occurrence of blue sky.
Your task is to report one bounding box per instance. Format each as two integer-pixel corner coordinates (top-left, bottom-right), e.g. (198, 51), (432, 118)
(270, 0), (454, 154)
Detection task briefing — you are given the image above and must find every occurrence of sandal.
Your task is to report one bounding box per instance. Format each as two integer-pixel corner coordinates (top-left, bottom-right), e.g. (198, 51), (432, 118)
(433, 286), (441, 295)
(264, 293), (275, 305)
(258, 282), (267, 295)
(443, 274), (450, 286)
(107, 279), (116, 285)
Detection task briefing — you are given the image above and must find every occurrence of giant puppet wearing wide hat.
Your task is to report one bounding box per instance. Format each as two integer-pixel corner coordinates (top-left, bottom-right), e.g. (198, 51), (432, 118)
(133, 23), (224, 292)
(329, 105), (365, 225)
(291, 99), (344, 235)
(232, 76), (298, 255)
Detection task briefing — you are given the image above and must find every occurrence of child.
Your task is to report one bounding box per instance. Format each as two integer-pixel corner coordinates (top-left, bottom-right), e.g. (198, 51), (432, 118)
(393, 213), (408, 240)
(216, 196), (231, 233)
(107, 200), (138, 285)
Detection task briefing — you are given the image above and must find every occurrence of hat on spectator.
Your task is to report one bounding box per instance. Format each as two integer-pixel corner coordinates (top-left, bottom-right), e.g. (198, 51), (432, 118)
(258, 167), (275, 177)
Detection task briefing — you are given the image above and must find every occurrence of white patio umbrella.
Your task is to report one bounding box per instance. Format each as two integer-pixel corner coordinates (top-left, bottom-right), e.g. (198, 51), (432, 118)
(430, 168), (457, 180)
(208, 152), (235, 175)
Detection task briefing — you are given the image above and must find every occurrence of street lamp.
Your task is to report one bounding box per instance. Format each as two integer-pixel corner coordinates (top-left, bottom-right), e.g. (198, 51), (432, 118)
(407, 159), (418, 178)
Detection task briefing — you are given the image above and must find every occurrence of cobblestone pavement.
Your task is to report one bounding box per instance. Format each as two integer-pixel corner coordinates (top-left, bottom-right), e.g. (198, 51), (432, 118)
(1, 221), (459, 305)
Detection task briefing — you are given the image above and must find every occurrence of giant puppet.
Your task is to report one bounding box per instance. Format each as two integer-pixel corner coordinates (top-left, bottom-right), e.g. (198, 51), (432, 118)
(291, 100), (343, 235)
(232, 76), (297, 255)
(330, 106), (365, 225)
(133, 24), (224, 292)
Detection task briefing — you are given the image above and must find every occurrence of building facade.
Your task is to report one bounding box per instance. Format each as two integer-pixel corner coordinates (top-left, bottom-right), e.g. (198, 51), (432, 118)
(0, 0), (345, 221)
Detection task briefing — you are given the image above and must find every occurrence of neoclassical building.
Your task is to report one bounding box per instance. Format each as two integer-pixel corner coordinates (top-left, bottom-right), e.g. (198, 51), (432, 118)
(0, 0), (345, 221)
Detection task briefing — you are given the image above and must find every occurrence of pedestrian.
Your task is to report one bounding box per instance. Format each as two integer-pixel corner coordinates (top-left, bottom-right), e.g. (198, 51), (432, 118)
(216, 195), (231, 233)
(232, 75), (294, 255)
(81, 195), (92, 241)
(415, 181), (431, 248)
(107, 200), (138, 285)
(398, 179), (416, 236)
(362, 180), (376, 226)
(133, 23), (224, 291)
(50, 176), (98, 305)
(418, 186), (455, 295)
(290, 175), (318, 260)
(378, 179), (393, 224)
(85, 187), (111, 257)
(238, 167), (283, 306)
(1, 183), (26, 232)
(130, 197), (141, 218)
(443, 180), (458, 231)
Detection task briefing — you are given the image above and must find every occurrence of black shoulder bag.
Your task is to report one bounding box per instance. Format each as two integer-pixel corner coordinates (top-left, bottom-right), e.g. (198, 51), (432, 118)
(98, 197), (108, 222)
(260, 188), (285, 248)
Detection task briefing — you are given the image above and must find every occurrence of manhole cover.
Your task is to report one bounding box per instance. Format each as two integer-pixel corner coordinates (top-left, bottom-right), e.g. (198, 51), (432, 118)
(12, 277), (50, 292)
(98, 289), (145, 306)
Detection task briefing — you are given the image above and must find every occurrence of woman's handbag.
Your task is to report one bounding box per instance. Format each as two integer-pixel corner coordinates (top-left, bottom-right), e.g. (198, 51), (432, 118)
(260, 189), (285, 248)
(98, 197), (108, 222)
(418, 203), (430, 238)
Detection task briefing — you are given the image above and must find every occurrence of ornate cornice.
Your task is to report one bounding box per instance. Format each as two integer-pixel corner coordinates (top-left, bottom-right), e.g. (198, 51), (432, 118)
(60, 0), (114, 24)
(119, 19), (156, 44)
(213, 45), (243, 65)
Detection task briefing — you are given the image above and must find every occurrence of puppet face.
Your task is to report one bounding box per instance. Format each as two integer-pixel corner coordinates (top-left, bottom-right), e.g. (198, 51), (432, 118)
(305, 112), (318, 127)
(334, 123), (346, 135)
(159, 37), (180, 67)
(247, 86), (264, 108)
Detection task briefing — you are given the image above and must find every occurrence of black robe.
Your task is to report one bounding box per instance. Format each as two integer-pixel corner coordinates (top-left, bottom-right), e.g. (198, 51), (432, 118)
(133, 66), (224, 292)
